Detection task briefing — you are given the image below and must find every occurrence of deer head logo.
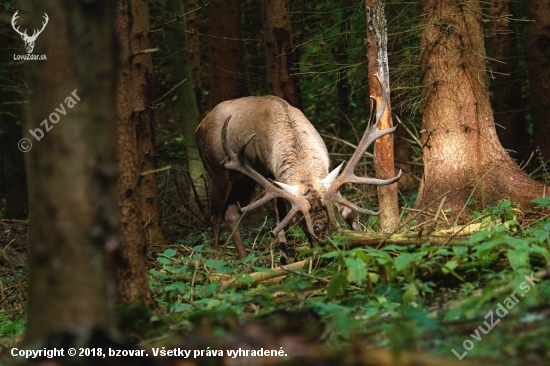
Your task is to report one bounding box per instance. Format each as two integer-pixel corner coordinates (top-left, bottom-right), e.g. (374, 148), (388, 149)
(11, 11), (49, 54)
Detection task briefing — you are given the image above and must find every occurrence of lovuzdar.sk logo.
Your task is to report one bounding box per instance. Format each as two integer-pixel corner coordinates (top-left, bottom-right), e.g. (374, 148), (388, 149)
(11, 10), (48, 60)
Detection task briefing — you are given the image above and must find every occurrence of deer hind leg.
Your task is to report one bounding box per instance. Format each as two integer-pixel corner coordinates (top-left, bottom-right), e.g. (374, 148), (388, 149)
(341, 205), (359, 230)
(273, 198), (290, 265)
(223, 180), (256, 259)
(207, 176), (226, 257)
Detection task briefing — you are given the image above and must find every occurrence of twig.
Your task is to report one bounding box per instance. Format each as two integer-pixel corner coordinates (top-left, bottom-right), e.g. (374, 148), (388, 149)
(140, 165), (172, 176)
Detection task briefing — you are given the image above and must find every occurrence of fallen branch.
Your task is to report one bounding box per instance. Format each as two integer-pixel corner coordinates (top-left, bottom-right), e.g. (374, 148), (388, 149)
(212, 259), (309, 292)
(341, 231), (470, 248)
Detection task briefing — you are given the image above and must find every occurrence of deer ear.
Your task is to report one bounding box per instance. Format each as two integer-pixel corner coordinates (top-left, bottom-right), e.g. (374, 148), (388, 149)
(274, 181), (300, 196)
(320, 162), (343, 190)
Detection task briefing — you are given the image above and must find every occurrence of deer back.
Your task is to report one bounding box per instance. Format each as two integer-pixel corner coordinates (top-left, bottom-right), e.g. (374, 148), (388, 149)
(196, 95), (331, 186)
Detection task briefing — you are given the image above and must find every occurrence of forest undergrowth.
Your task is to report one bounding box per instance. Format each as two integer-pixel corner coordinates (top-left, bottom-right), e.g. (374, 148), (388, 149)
(2, 192), (550, 365)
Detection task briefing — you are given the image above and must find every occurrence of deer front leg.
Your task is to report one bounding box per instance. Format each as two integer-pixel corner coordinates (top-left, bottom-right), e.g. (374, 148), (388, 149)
(273, 198), (289, 265)
(224, 203), (247, 259)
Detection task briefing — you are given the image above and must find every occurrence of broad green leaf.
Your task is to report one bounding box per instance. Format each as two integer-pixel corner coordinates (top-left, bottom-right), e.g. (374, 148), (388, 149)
(156, 257), (171, 265)
(394, 252), (424, 272)
(327, 272), (348, 300)
(163, 248), (177, 257)
(469, 230), (490, 244)
(344, 257), (367, 285)
(531, 197), (550, 208)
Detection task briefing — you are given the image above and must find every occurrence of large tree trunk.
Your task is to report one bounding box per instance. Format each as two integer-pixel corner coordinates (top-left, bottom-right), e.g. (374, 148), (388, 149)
(525, 0), (550, 163)
(166, 0), (206, 205)
(131, 0), (167, 254)
(262, 0), (302, 109)
(366, 0), (400, 232)
(487, 0), (528, 161)
(207, 0), (248, 107)
(25, 0), (118, 341)
(115, 0), (156, 308)
(415, 0), (547, 221)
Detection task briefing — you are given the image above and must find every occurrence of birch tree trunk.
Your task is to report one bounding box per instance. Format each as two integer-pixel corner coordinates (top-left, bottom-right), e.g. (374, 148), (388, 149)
(366, 0), (400, 232)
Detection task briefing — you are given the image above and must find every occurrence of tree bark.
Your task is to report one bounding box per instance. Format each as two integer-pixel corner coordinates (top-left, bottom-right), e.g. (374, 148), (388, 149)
(115, 0), (156, 308)
(262, 0), (302, 109)
(25, 0), (118, 341)
(487, 0), (528, 161)
(387, 1), (415, 193)
(131, 0), (167, 254)
(366, 0), (400, 232)
(525, 0), (550, 163)
(166, 0), (206, 205)
(415, 0), (547, 221)
(207, 0), (248, 107)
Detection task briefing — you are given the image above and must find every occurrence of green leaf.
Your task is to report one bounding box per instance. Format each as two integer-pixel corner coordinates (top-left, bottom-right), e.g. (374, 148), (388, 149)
(172, 303), (193, 313)
(344, 257), (367, 285)
(394, 252), (424, 272)
(452, 246), (469, 256)
(163, 248), (177, 257)
(327, 272), (348, 300)
(507, 249), (530, 272)
(531, 197), (550, 208)
(442, 260), (458, 274)
(469, 230), (490, 244)
(320, 251), (342, 259)
(157, 257), (171, 265)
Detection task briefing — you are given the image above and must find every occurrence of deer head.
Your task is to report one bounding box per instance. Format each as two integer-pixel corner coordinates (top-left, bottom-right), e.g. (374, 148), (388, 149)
(12, 11), (49, 54)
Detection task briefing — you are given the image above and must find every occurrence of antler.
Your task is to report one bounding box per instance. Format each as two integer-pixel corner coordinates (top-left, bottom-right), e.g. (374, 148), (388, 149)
(324, 74), (402, 230)
(11, 11), (26, 38)
(11, 11), (48, 39)
(221, 116), (317, 238)
(32, 13), (49, 39)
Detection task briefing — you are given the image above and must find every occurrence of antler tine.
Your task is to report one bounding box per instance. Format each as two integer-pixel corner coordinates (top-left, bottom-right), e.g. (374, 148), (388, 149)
(324, 74), (401, 230)
(221, 116), (316, 239)
(37, 13), (49, 36)
(11, 11), (26, 36)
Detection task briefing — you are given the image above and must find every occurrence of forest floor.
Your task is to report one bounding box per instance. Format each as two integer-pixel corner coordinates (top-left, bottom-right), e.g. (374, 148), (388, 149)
(1, 198), (550, 365)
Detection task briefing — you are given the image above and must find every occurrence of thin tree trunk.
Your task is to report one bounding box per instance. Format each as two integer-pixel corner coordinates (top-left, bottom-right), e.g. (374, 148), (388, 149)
(487, 0), (528, 161)
(166, 0), (206, 205)
(525, 0), (550, 163)
(115, 0), (156, 308)
(332, 7), (351, 118)
(366, 0), (400, 232)
(0, 35), (28, 219)
(25, 0), (118, 341)
(415, 0), (547, 220)
(262, 0), (302, 109)
(131, 0), (168, 254)
(184, 0), (203, 115)
(207, 0), (248, 107)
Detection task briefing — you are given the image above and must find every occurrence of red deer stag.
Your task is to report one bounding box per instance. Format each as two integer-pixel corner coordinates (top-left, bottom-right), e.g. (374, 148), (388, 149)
(196, 75), (400, 264)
